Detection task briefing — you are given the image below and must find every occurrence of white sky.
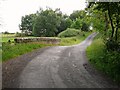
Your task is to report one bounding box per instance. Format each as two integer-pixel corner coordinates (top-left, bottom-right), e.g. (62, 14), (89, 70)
(0, 0), (86, 33)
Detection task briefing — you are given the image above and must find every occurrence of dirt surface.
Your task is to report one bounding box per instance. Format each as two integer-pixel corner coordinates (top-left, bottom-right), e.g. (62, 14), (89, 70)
(2, 33), (119, 88)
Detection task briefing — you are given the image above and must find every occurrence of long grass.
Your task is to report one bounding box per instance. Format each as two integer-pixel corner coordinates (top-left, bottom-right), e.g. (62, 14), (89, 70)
(86, 34), (120, 84)
(2, 43), (53, 61)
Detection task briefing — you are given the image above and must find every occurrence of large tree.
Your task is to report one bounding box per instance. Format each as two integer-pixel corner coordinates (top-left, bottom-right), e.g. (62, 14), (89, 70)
(70, 10), (90, 31)
(33, 8), (61, 37)
(87, 2), (120, 51)
(69, 10), (86, 21)
(56, 15), (72, 35)
(88, 2), (120, 40)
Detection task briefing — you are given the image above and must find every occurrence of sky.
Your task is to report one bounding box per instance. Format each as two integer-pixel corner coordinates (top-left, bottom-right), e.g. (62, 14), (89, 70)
(0, 0), (87, 33)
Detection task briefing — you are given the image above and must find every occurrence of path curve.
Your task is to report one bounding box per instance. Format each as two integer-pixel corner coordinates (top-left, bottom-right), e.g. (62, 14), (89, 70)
(3, 33), (118, 88)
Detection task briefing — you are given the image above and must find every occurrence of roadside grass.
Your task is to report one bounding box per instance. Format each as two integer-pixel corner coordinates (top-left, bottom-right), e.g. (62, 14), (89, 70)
(86, 34), (120, 84)
(59, 31), (92, 46)
(2, 42), (54, 62)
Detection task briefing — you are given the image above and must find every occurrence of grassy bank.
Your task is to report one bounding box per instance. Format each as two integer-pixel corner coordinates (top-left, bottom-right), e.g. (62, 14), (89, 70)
(59, 31), (92, 46)
(2, 43), (54, 62)
(86, 34), (120, 84)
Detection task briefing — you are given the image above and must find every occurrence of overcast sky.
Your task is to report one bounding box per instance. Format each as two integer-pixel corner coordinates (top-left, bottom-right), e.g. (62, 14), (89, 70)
(0, 0), (86, 33)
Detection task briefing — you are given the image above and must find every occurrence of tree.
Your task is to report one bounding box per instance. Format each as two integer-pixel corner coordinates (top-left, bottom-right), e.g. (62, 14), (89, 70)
(87, 2), (120, 51)
(81, 22), (89, 31)
(69, 10), (86, 21)
(70, 10), (90, 31)
(71, 18), (82, 29)
(33, 8), (61, 37)
(88, 2), (120, 40)
(56, 15), (72, 35)
(19, 14), (36, 36)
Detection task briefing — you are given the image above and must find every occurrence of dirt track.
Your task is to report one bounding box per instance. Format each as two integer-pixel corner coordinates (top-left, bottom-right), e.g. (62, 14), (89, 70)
(2, 33), (118, 88)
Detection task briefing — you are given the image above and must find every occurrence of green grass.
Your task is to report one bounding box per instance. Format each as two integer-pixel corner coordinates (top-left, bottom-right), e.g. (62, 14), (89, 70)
(86, 34), (120, 84)
(59, 31), (92, 46)
(2, 43), (54, 61)
(2, 33), (16, 42)
(2, 37), (15, 42)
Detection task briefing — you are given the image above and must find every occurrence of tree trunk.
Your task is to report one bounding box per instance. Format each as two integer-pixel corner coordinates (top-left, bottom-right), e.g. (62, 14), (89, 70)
(107, 3), (114, 38)
(115, 15), (119, 41)
(115, 3), (119, 41)
(104, 12), (109, 36)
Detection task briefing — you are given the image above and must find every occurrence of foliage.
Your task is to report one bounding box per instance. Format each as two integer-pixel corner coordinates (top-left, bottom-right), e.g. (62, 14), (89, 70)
(19, 8), (91, 37)
(19, 14), (36, 36)
(69, 10), (86, 21)
(81, 22), (89, 31)
(70, 10), (90, 31)
(33, 8), (61, 37)
(87, 2), (120, 51)
(87, 35), (120, 84)
(58, 28), (81, 37)
(71, 18), (82, 29)
(56, 17), (72, 35)
(105, 39), (120, 52)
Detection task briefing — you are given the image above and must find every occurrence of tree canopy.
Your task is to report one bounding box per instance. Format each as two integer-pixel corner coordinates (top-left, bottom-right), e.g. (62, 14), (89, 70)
(19, 8), (92, 37)
(33, 8), (61, 37)
(87, 2), (120, 51)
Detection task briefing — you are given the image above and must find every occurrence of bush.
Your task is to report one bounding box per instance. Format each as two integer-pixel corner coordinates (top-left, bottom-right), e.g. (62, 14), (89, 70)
(87, 38), (120, 84)
(106, 39), (120, 51)
(58, 28), (81, 38)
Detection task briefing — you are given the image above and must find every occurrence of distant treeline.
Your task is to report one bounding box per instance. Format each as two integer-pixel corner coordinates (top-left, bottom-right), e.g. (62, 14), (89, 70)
(19, 8), (91, 37)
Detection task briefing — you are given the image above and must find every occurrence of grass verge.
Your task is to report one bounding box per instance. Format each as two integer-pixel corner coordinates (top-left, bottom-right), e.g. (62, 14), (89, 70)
(86, 34), (120, 84)
(2, 43), (54, 62)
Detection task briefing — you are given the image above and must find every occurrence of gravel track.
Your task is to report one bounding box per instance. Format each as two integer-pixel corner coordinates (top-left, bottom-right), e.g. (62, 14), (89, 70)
(2, 33), (119, 88)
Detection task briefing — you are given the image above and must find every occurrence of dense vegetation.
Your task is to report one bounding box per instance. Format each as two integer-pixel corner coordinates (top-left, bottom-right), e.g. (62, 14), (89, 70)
(87, 34), (120, 84)
(19, 8), (91, 37)
(86, 2), (120, 84)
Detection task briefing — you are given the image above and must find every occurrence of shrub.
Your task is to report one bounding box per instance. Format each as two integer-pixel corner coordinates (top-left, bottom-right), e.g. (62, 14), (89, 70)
(87, 38), (120, 84)
(58, 28), (81, 38)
